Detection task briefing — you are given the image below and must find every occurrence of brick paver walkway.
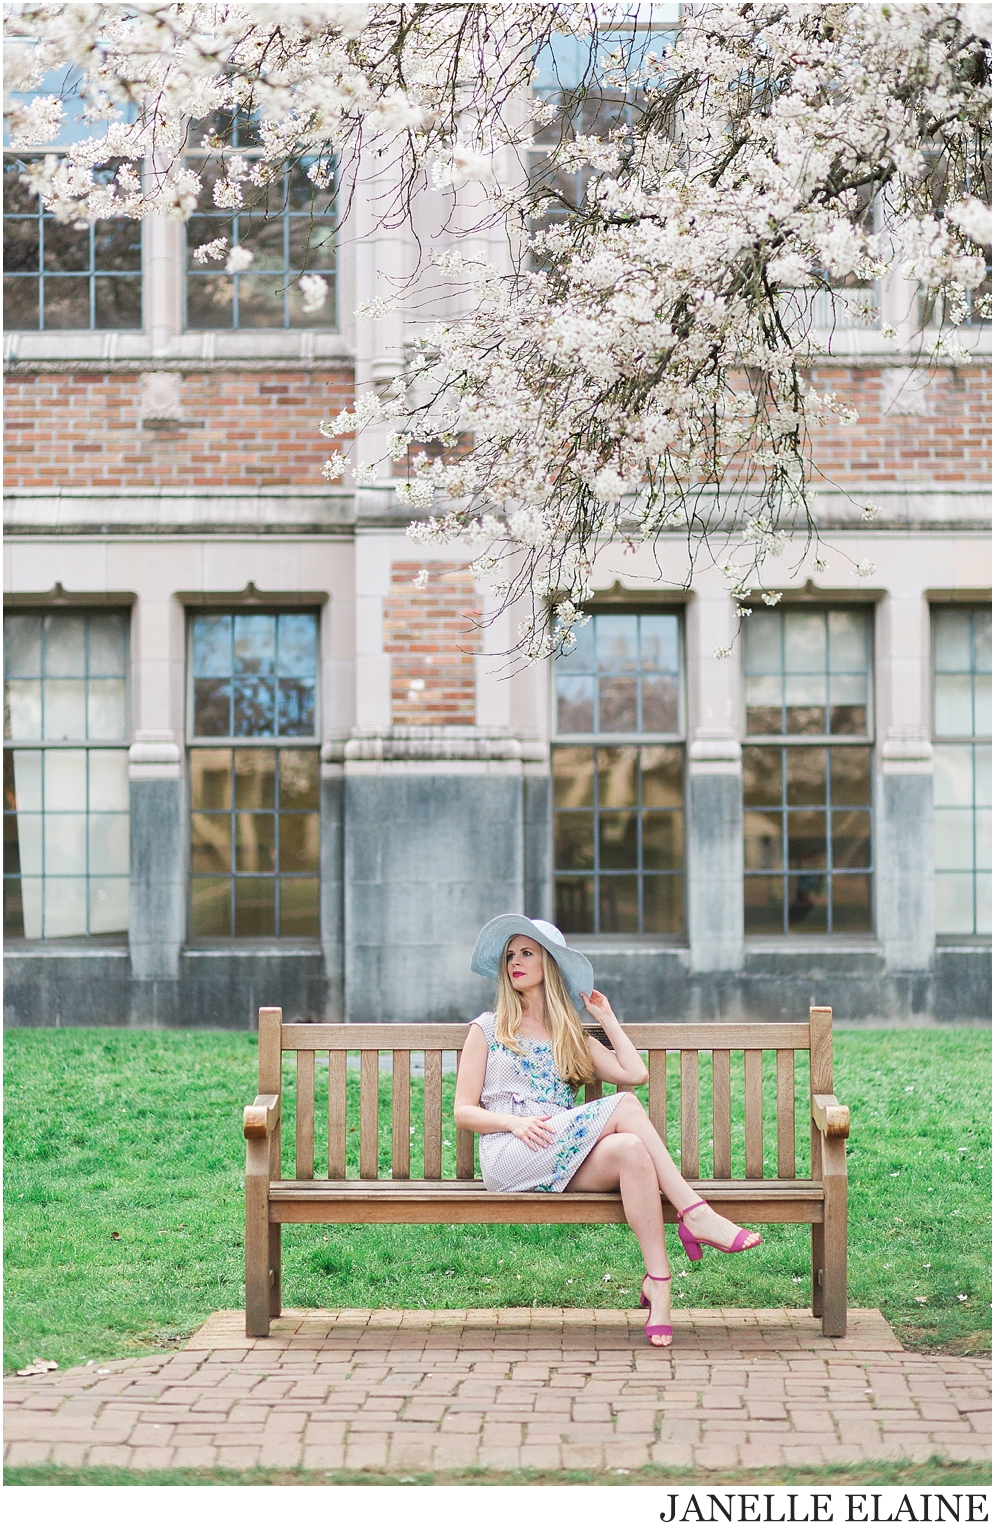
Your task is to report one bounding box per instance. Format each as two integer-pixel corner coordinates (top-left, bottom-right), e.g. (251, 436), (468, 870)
(5, 1309), (990, 1474)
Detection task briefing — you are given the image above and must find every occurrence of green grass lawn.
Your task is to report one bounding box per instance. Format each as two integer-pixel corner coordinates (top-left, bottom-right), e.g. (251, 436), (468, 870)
(3, 1027), (990, 1374)
(5, 1458), (989, 1489)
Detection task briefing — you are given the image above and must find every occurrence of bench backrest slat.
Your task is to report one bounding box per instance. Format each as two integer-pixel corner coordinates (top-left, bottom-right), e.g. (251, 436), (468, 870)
(392, 1050), (411, 1181)
(424, 1050), (443, 1179)
(743, 1050), (764, 1177)
(712, 1050), (732, 1179)
(328, 1050), (347, 1178)
(296, 1049), (315, 1179)
(262, 1010), (832, 1188)
(280, 1022), (813, 1050)
(455, 1048), (476, 1179)
(360, 1051), (379, 1178)
(680, 1051), (699, 1178)
(776, 1050), (796, 1179)
(648, 1049), (667, 1146)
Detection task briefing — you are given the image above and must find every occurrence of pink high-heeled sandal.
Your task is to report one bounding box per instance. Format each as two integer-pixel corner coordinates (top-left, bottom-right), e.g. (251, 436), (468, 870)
(677, 1199), (762, 1262)
(639, 1272), (672, 1345)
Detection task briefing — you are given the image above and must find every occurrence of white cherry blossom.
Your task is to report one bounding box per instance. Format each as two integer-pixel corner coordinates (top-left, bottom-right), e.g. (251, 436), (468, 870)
(4, 2), (989, 657)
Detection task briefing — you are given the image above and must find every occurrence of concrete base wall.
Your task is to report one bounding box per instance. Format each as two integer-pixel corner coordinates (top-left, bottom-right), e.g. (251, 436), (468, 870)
(5, 940), (988, 1028)
(3, 945), (329, 1029)
(343, 773), (526, 1023)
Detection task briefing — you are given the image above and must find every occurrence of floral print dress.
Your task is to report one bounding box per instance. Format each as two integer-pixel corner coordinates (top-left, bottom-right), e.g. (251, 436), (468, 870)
(469, 1011), (628, 1193)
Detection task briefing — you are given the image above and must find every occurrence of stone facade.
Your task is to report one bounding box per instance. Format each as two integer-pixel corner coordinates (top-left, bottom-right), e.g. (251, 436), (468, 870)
(3, 189), (991, 1032)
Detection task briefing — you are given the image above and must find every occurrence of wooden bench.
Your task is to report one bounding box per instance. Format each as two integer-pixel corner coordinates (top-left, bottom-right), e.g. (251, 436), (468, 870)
(243, 1005), (850, 1338)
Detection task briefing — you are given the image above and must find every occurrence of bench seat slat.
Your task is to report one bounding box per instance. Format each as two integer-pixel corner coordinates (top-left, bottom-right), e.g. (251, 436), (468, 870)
(268, 1180), (826, 1227)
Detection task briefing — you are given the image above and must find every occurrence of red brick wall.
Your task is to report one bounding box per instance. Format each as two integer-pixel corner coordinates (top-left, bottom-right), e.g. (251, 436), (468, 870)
(5, 361), (988, 491)
(3, 368), (353, 489)
(384, 562), (481, 725)
(806, 364), (991, 484)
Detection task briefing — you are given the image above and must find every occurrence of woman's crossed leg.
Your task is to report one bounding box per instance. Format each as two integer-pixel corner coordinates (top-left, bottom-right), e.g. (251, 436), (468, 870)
(565, 1094), (762, 1343)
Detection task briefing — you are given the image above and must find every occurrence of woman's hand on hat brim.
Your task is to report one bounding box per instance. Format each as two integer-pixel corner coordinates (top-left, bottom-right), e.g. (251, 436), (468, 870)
(580, 989), (617, 1027)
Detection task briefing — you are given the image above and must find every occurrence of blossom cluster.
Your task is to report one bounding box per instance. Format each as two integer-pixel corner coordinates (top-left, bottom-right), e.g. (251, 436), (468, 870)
(4, 2), (990, 658)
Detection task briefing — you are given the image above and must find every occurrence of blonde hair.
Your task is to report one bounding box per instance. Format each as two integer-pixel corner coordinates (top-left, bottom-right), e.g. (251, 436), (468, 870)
(494, 942), (595, 1088)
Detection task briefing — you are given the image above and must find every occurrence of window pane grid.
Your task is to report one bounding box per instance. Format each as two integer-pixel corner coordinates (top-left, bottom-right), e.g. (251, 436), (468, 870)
(3, 611), (130, 939)
(932, 608), (992, 935)
(553, 743), (684, 936)
(183, 153), (337, 331)
(4, 611), (129, 743)
(744, 608), (870, 738)
(743, 745), (873, 936)
(553, 609), (685, 937)
(189, 746), (320, 938)
(190, 612), (319, 741)
(555, 611), (682, 736)
(3, 157), (143, 331)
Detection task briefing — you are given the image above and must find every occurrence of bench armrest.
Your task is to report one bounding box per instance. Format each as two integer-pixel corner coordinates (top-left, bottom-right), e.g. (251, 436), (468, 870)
(811, 1093), (850, 1139)
(244, 1093), (281, 1140)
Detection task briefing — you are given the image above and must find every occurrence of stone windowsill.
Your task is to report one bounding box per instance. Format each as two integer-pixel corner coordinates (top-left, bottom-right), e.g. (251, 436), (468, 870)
(4, 937), (129, 954)
(183, 939), (323, 955)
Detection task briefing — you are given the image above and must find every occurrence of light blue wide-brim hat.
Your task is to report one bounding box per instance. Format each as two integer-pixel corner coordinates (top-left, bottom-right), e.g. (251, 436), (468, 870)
(471, 914), (594, 1017)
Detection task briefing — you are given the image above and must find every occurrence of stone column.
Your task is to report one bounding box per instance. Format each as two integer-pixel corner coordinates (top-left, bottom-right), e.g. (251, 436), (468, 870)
(128, 730), (184, 984)
(319, 754), (345, 1019)
(878, 734), (935, 970)
(684, 586), (744, 973)
(354, 534), (393, 730)
(875, 595), (935, 972)
(143, 212), (183, 355)
(687, 731), (744, 972)
(341, 730), (530, 1022)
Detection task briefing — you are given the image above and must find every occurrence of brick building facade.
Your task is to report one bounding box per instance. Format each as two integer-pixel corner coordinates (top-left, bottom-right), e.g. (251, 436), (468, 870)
(3, 122), (991, 1029)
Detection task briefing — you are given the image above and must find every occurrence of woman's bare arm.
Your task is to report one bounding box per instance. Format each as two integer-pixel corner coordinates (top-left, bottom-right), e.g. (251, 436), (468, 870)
(581, 990), (649, 1087)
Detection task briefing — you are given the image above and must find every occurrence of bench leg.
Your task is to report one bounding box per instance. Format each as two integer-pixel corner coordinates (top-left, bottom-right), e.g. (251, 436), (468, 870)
(811, 1224), (824, 1318)
(269, 1222), (282, 1318)
(246, 1146), (272, 1338)
(821, 1138), (848, 1337)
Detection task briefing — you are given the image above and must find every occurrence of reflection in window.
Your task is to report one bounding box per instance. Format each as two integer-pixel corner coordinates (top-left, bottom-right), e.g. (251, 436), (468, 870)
(3, 611), (129, 938)
(932, 608), (992, 935)
(553, 744), (683, 937)
(556, 612), (680, 735)
(553, 610), (684, 935)
(190, 613), (318, 739)
(529, 22), (678, 251)
(742, 745), (873, 936)
(744, 609), (871, 737)
(184, 114), (336, 329)
(3, 158), (142, 330)
(189, 748), (320, 938)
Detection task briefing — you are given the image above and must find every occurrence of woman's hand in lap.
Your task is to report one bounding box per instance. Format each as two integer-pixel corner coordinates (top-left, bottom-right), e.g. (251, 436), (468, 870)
(510, 1115), (555, 1151)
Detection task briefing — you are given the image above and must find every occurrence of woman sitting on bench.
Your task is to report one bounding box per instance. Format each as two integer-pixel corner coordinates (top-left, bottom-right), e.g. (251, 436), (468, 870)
(454, 915), (761, 1347)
